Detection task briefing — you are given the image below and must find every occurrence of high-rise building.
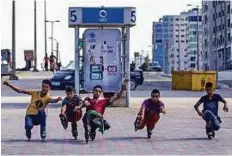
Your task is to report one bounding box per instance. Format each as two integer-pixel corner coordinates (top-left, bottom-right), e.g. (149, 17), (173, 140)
(202, 1), (232, 71)
(186, 8), (203, 70)
(152, 16), (174, 72)
(152, 9), (202, 73)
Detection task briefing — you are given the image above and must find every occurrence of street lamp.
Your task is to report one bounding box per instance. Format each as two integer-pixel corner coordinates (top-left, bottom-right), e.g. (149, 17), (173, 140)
(46, 20), (60, 58)
(187, 4), (200, 70)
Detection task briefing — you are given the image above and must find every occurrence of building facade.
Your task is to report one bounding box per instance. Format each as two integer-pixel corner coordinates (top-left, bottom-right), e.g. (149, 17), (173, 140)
(202, 1), (232, 71)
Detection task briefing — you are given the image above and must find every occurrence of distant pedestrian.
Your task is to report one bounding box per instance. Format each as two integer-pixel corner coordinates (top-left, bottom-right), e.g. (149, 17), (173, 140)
(49, 53), (56, 72)
(43, 54), (49, 71)
(134, 89), (166, 139)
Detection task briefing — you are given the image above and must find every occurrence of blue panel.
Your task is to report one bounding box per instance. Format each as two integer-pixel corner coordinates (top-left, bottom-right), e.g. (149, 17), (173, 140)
(82, 8), (124, 24)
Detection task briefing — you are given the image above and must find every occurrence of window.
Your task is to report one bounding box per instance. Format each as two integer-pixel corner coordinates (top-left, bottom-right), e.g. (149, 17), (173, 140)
(228, 19), (230, 28)
(176, 35), (179, 37)
(190, 57), (196, 61)
(222, 24), (225, 30)
(181, 40), (185, 43)
(222, 11), (224, 16)
(177, 49), (179, 51)
(176, 24), (179, 26)
(156, 39), (162, 43)
(205, 51), (208, 59)
(228, 5), (230, 13)
(181, 24), (185, 26)
(228, 33), (231, 41)
(193, 31), (197, 35)
(175, 29), (179, 32)
(190, 63), (196, 67)
(175, 18), (179, 21)
(219, 11), (221, 18)
(213, 14), (216, 20)
(156, 29), (162, 33)
(176, 40), (179, 43)
(181, 29), (185, 32)
(213, 1), (216, 7)
(218, 25), (221, 31)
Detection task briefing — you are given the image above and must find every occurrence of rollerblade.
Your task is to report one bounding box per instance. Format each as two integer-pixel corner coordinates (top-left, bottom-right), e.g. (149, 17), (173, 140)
(41, 128), (47, 142)
(72, 130), (78, 140)
(26, 129), (31, 141)
(147, 128), (152, 139)
(90, 129), (96, 141)
(134, 115), (142, 131)
(206, 125), (215, 140)
(84, 125), (91, 144)
(59, 114), (68, 130)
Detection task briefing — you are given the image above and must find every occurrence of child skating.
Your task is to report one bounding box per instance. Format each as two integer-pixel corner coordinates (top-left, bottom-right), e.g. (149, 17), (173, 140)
(3, 79), (62, 142)
(194, 82), (229, 139)
(134, 89), (166, 139)
(59, 86), (83, 140)
(82, 80), (128, 143)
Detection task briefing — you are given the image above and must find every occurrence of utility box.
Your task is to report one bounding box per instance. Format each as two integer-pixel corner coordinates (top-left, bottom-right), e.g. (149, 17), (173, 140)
(172, 71), (216, 91)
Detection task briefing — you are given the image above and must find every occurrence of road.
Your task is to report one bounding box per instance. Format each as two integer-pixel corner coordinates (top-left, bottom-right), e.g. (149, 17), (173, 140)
(1, 74), (232, 155)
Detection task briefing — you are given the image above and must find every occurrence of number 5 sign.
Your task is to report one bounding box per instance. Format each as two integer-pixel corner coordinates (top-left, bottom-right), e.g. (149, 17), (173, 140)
(69, 7), (136, 27)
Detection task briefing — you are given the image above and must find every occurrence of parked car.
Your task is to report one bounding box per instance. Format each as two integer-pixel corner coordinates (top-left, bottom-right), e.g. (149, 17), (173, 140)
(50, 61), (144, 91)
(148, 61), (162, 71)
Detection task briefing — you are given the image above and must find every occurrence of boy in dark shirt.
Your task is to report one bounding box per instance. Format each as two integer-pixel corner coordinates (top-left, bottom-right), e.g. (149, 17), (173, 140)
(134, 89), (166, 139)
(194, 82), (229, 138)
(59, 86), (83, 140)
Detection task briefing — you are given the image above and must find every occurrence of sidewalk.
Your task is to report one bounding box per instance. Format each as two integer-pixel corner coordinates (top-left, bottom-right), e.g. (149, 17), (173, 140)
(16, 71), (54, 79)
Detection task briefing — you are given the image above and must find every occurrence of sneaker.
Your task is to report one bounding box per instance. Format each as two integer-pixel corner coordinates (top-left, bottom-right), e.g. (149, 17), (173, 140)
(59, 114), (68, 129)
(26, 129), (31, 140)
(147, 129), (152, 139)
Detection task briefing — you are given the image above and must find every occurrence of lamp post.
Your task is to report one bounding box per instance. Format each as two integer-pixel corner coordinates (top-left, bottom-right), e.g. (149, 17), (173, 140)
(45, 20), (60, 57)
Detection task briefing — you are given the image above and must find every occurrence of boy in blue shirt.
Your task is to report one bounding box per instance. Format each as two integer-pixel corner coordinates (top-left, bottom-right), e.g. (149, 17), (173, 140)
(194, 82), (229, 139)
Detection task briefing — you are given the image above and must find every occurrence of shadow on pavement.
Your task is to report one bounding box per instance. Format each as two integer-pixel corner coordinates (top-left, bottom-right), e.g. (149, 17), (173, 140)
(155, 137), (208, 142)
(104, 136), (148, 141)
(1, 138), (84, 145)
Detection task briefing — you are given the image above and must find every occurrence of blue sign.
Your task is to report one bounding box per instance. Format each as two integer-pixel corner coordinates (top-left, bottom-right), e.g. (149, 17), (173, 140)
(82, 8), (124, 24)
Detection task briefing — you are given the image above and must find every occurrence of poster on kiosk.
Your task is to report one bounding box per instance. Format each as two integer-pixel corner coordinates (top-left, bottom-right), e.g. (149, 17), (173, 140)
(83, 29), (121, 92)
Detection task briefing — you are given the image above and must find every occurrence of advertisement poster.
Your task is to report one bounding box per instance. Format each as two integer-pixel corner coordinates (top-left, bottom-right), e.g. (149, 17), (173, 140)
(24, 50), (34, 61)
(83, 29), (121, 92)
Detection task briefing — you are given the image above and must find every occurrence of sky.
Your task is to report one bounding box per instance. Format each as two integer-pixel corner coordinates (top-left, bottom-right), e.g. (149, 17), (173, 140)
(1, 0), (201, 69)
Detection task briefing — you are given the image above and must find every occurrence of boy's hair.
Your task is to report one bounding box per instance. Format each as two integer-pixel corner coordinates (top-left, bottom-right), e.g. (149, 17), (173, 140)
(66, 86), (76, 93)
(205, 82), (213, 89)
(151, 89), (160, 96)
(93, 85), (103, 91)
(42, 79), (51, 87)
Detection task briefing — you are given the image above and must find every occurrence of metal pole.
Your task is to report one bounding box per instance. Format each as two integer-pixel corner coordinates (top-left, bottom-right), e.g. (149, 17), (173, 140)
(10, 0), (18, 80)
(56, 42), (59, 64)
(51, 22), (53, 55)
(33, 0), (38, 71)
(75, 27), (80, 95)
(223, 2), (227, 70)
(197, 6), (199, 70)
(121, 28), (125, 77)
(178, 18), (180, 70)
(44, 0), (47, 56)
(125, 26), (130, 107)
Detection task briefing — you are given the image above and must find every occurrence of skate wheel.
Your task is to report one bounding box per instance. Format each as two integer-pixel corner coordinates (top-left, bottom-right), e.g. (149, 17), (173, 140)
(207, 134), (212, 140)
(41, 138), (46, 142)
(74, 136), (77, 140)
(86, 139), (89, 144)
(212, 131), (215, 138)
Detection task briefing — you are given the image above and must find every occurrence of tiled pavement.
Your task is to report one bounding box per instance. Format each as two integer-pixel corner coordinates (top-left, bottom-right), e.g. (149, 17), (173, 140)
(1, 102), (232, 155)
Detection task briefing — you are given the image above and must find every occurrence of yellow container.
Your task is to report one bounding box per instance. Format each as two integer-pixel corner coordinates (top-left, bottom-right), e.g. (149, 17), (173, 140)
(172, 71), (216, 91)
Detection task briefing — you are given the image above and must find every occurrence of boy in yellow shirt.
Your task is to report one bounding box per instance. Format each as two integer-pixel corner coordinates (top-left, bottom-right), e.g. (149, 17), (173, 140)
(3, 79), (62, 142)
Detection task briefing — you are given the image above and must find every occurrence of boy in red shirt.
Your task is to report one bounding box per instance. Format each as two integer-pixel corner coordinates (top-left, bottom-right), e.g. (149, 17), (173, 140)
(134, 89), (166, 138)
(82, 80), (128, 143)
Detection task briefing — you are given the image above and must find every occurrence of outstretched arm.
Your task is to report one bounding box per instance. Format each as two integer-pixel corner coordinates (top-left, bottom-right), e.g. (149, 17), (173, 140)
(109, 80), (128, 104)
(3, 81), (30, 95)
(49, 97), (62, 103)
(220, 98), (229, 112)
